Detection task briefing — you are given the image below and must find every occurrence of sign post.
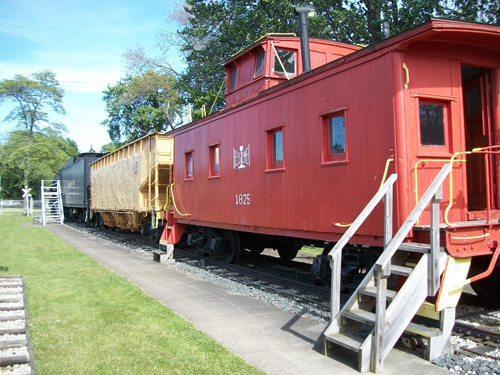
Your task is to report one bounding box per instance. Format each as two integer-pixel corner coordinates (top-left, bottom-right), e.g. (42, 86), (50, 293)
(22, 186), (32, 216)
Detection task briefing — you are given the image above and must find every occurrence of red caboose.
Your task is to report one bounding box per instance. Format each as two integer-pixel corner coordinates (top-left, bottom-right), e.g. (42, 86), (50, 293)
(160, 19), (500, 298)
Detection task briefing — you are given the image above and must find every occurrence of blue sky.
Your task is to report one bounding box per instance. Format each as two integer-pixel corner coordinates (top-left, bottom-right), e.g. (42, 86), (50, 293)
(0, 0), (184, 152)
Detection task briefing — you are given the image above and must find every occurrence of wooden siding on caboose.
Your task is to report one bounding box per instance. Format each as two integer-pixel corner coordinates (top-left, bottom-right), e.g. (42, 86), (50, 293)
(172, 52), (398, 245)
(390, 21), (500, 228)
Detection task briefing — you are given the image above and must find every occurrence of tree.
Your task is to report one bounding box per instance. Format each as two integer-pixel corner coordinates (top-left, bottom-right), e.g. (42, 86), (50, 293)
(101, 70), (182, 143)
(446, 0), (499, 24)
(100, 141), (123, 153)
(162, 0), (445, 112)
(127, 0), (498, 120)
(0, 70), (66, 188)
(0, 129), (78, 199)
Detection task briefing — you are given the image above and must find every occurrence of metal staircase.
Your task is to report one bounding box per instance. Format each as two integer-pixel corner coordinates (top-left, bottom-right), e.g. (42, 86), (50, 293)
(41, 180), (64, 225)
(324, 164), (454, 373)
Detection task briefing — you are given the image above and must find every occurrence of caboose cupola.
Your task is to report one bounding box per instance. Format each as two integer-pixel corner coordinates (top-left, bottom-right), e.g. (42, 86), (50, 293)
(223, 35), (360, 107)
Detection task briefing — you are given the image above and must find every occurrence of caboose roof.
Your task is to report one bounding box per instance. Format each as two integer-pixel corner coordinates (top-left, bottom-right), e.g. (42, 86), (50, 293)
(371, 18), (500, 53)
(224, 34), (358, 66)
(167, 18), (500, 137)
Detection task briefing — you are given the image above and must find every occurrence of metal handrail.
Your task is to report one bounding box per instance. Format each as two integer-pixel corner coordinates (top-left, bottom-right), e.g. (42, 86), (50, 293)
(57, 180), (64, 224)
(40, 182), (45, 225)
(444, 146), (500, 226)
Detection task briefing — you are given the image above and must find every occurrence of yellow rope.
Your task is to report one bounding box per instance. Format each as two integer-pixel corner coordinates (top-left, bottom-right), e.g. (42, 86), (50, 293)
(335, 158), (394, 227)
(209, 78), (226, 115)
(169, 183), (190, 217)
(270, 42), (290, 80)
(379, 158), (394, 190)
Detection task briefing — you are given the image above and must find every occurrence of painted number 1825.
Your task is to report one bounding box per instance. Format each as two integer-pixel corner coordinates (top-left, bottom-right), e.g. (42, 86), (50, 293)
(235, 194), (250, 205)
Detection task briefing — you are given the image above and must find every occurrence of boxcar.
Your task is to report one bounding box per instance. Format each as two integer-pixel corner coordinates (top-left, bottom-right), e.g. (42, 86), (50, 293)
(90, 133), (174, 235)
(160, 19), (500, 297)
(56, 152), (106, 221)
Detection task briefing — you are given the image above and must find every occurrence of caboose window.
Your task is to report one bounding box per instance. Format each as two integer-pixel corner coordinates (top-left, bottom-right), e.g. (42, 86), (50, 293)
(322, 109), (348, 165)
(266, 127), (285, 171)
(273, 131), (283, 164)
(274, 49), (295, 75)
(185, 151), (194, 179)
(420, 103), (445, 146)
(209, 144), (220, 178)
(254, 50), (265, 77)
(329, 116), (346, 155)
(229, 65), (238, 90)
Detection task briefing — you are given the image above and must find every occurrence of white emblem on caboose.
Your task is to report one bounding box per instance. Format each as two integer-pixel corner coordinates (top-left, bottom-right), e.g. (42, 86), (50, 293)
(233, 145), (250, 169)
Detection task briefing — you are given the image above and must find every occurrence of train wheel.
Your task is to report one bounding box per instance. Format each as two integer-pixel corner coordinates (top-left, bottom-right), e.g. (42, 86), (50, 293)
(277, 247), (299, 261)
(221, 230), (240, 263)
(141, 222), (151, 236)
(469, 255), (500, 300)
(277, 239), (302, 261)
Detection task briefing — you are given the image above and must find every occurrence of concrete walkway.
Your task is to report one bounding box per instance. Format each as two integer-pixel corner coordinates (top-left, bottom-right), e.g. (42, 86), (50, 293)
(47, 224), (450, 375)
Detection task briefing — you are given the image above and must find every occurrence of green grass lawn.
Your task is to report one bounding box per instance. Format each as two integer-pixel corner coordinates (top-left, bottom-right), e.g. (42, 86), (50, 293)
(0, 215), (263, 375)
(299, 246), (324, 256)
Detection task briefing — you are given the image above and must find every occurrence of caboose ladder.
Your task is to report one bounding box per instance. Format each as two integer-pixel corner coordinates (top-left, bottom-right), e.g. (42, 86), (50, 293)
(41, 180), (64, 225)
(324, 164), (453, 373)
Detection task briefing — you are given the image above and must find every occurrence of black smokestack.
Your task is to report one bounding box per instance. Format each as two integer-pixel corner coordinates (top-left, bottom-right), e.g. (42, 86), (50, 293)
(294, 3), (316, 73)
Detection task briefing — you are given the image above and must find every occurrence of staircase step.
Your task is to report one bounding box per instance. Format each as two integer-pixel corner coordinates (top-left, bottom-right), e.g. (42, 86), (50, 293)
(399, 242), (445, 254)
(358, 287), (397, 301)
(399, 243), (430, 254)
(405, 322), (442, 338)
(343, 309), (375, 326)
(390, 264), (413, 277)
(413, 224), (447, 232)
(325, 331), (364, 352)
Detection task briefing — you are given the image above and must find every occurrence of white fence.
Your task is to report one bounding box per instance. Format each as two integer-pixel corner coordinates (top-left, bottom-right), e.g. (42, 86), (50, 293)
(0, 199), (41, 216)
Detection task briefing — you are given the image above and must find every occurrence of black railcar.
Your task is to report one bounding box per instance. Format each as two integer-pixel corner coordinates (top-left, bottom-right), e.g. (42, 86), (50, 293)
(56, 153), (105, 222)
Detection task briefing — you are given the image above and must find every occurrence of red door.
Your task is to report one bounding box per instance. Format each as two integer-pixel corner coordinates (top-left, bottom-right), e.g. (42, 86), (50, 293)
(463, 69), (495, 212)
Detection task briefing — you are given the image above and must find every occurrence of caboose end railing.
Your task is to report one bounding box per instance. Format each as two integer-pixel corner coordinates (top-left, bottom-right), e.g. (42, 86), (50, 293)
(324, 164), (452, 373)
(326, 173), (398, 330)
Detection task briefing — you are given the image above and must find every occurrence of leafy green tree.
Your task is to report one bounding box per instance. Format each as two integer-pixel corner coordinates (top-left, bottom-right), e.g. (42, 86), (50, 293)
(164, 0), (446, 113)
(0, 70), (66, 187)
(100, 141), (123, 153)
(0, 129), (78, 199)
(129, 0), (498, 120)
(101, 70), (181, 143)
(446, 0), (499, 24)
